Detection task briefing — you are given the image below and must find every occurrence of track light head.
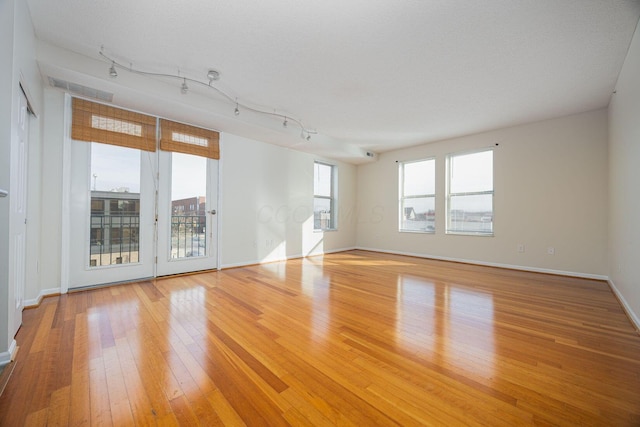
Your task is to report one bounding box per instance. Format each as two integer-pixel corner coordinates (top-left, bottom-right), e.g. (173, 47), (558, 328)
(109, 62), (118, 78)
(283, 117), (288, 128)
(207, 69), (220, 82)
(306, 134), (311, 141)
(234, 105), (240, 116)
(181, 78), (188, 95)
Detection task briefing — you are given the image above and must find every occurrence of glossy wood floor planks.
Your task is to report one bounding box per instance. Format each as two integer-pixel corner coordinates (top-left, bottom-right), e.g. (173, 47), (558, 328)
(1, 250), (639, 426)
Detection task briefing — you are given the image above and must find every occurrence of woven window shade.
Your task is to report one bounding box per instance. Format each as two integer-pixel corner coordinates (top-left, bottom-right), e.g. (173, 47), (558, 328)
(160, 119), (220, 159)
(71, 98), (157, 152)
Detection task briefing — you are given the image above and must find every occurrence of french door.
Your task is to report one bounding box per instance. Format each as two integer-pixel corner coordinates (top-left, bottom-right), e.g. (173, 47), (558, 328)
(156, 150), (218, 276)
(67, 142), (218, 289)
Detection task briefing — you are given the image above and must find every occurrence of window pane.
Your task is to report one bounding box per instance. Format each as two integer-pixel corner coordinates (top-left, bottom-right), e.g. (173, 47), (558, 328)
(91, 115), (142, 136)
(171, 131), (208, 147)
(170, 153), (207, 259)
(314, 197), (332, 230)
(450, 150), (493, 193)
(448, 194), (493, 234)
(314, 163), (332, 197)
(401, 197), (435, 232)
(89, 142), (140, 267)
(314, 162), (336, 230)
(403, 159), (435, 196)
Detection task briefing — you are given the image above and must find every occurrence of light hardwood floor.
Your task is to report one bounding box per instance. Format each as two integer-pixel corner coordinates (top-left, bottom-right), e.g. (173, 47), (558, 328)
(1, 250), (639, 426)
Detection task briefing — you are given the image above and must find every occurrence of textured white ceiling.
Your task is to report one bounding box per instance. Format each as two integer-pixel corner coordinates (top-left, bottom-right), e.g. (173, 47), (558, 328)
(26, 0), (640, 162)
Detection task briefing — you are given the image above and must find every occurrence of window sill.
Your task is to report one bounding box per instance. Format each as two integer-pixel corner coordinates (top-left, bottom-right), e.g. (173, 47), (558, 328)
(399, 229), (435, 234)
(314, 228), (338, 233)
(445, 231), (494, 237)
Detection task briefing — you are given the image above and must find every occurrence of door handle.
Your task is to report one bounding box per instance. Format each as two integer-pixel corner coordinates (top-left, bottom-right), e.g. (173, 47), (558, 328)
(208, 209), (217, 215)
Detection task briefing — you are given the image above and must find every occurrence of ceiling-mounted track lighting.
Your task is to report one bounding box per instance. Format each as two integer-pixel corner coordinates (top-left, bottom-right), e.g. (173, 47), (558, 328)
(99, 48), (316, 140)
(207, 69), (220, 82)
(109, 61), (118, 78)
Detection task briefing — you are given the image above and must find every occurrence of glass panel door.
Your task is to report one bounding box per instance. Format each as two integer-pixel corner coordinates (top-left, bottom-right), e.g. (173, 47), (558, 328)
(170, 153), (207, 260)
(156, 150), (218, 276)
(68, 141), (156, 288)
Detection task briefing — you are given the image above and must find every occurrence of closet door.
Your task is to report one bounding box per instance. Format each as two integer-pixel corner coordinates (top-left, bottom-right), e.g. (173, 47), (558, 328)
(8, 88), (31, 338)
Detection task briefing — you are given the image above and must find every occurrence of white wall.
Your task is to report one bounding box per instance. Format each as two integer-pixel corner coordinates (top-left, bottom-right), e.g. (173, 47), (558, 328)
(608, 19), (640, 328)
(37, 89), (66, 295)
(220, 134), (357, 267)
(357, 109), (609, 278)
(0, 0), (43, 362)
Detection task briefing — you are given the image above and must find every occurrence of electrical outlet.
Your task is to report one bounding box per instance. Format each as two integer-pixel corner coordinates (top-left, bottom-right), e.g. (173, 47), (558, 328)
(547, 247), (555, 255)
(517, 244), (525, 253)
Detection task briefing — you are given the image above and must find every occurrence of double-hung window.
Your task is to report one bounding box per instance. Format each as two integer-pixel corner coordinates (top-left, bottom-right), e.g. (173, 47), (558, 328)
(314, 162), (336, 230)
(446, 149), (494, 235)
(399, 158), (436, 232)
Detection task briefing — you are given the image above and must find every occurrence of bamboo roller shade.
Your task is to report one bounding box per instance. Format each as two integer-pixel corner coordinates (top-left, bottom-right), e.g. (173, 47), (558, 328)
(159, 119), (220, 159)
(71, 98), (157, 152)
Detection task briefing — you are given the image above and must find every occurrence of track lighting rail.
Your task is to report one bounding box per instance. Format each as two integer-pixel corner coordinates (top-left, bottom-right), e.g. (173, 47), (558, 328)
(99, 49), (316, 140)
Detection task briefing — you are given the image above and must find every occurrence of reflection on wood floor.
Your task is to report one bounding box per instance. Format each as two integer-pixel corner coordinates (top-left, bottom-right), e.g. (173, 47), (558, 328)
(1, 250), (639, 426)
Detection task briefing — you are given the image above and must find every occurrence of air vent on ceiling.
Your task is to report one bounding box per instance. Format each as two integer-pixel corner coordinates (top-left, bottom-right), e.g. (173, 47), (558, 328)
(48, 76), (114, 102)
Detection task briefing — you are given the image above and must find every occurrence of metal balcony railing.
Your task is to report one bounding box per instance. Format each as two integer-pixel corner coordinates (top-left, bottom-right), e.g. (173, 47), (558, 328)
(90, 214), (140, 266)
(89, 213), (207, 266)
(171, 214), (207, 258)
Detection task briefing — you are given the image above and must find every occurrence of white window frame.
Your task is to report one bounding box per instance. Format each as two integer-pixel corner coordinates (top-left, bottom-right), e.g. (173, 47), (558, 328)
(313, 161), (337, 231)
(445, 148), (494, 236)
(399, 158), (436, 233)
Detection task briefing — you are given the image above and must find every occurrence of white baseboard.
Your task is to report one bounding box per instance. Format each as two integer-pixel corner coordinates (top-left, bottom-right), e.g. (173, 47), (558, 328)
(308, 246), (357, 256)
(355, 247), (609, 280)
(23, 287), (61, 308)
(0, 340), (17, 367)
(220, 246), (357, 270)
(608, 279), (640, 332)
(221, 254), (302, 270)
